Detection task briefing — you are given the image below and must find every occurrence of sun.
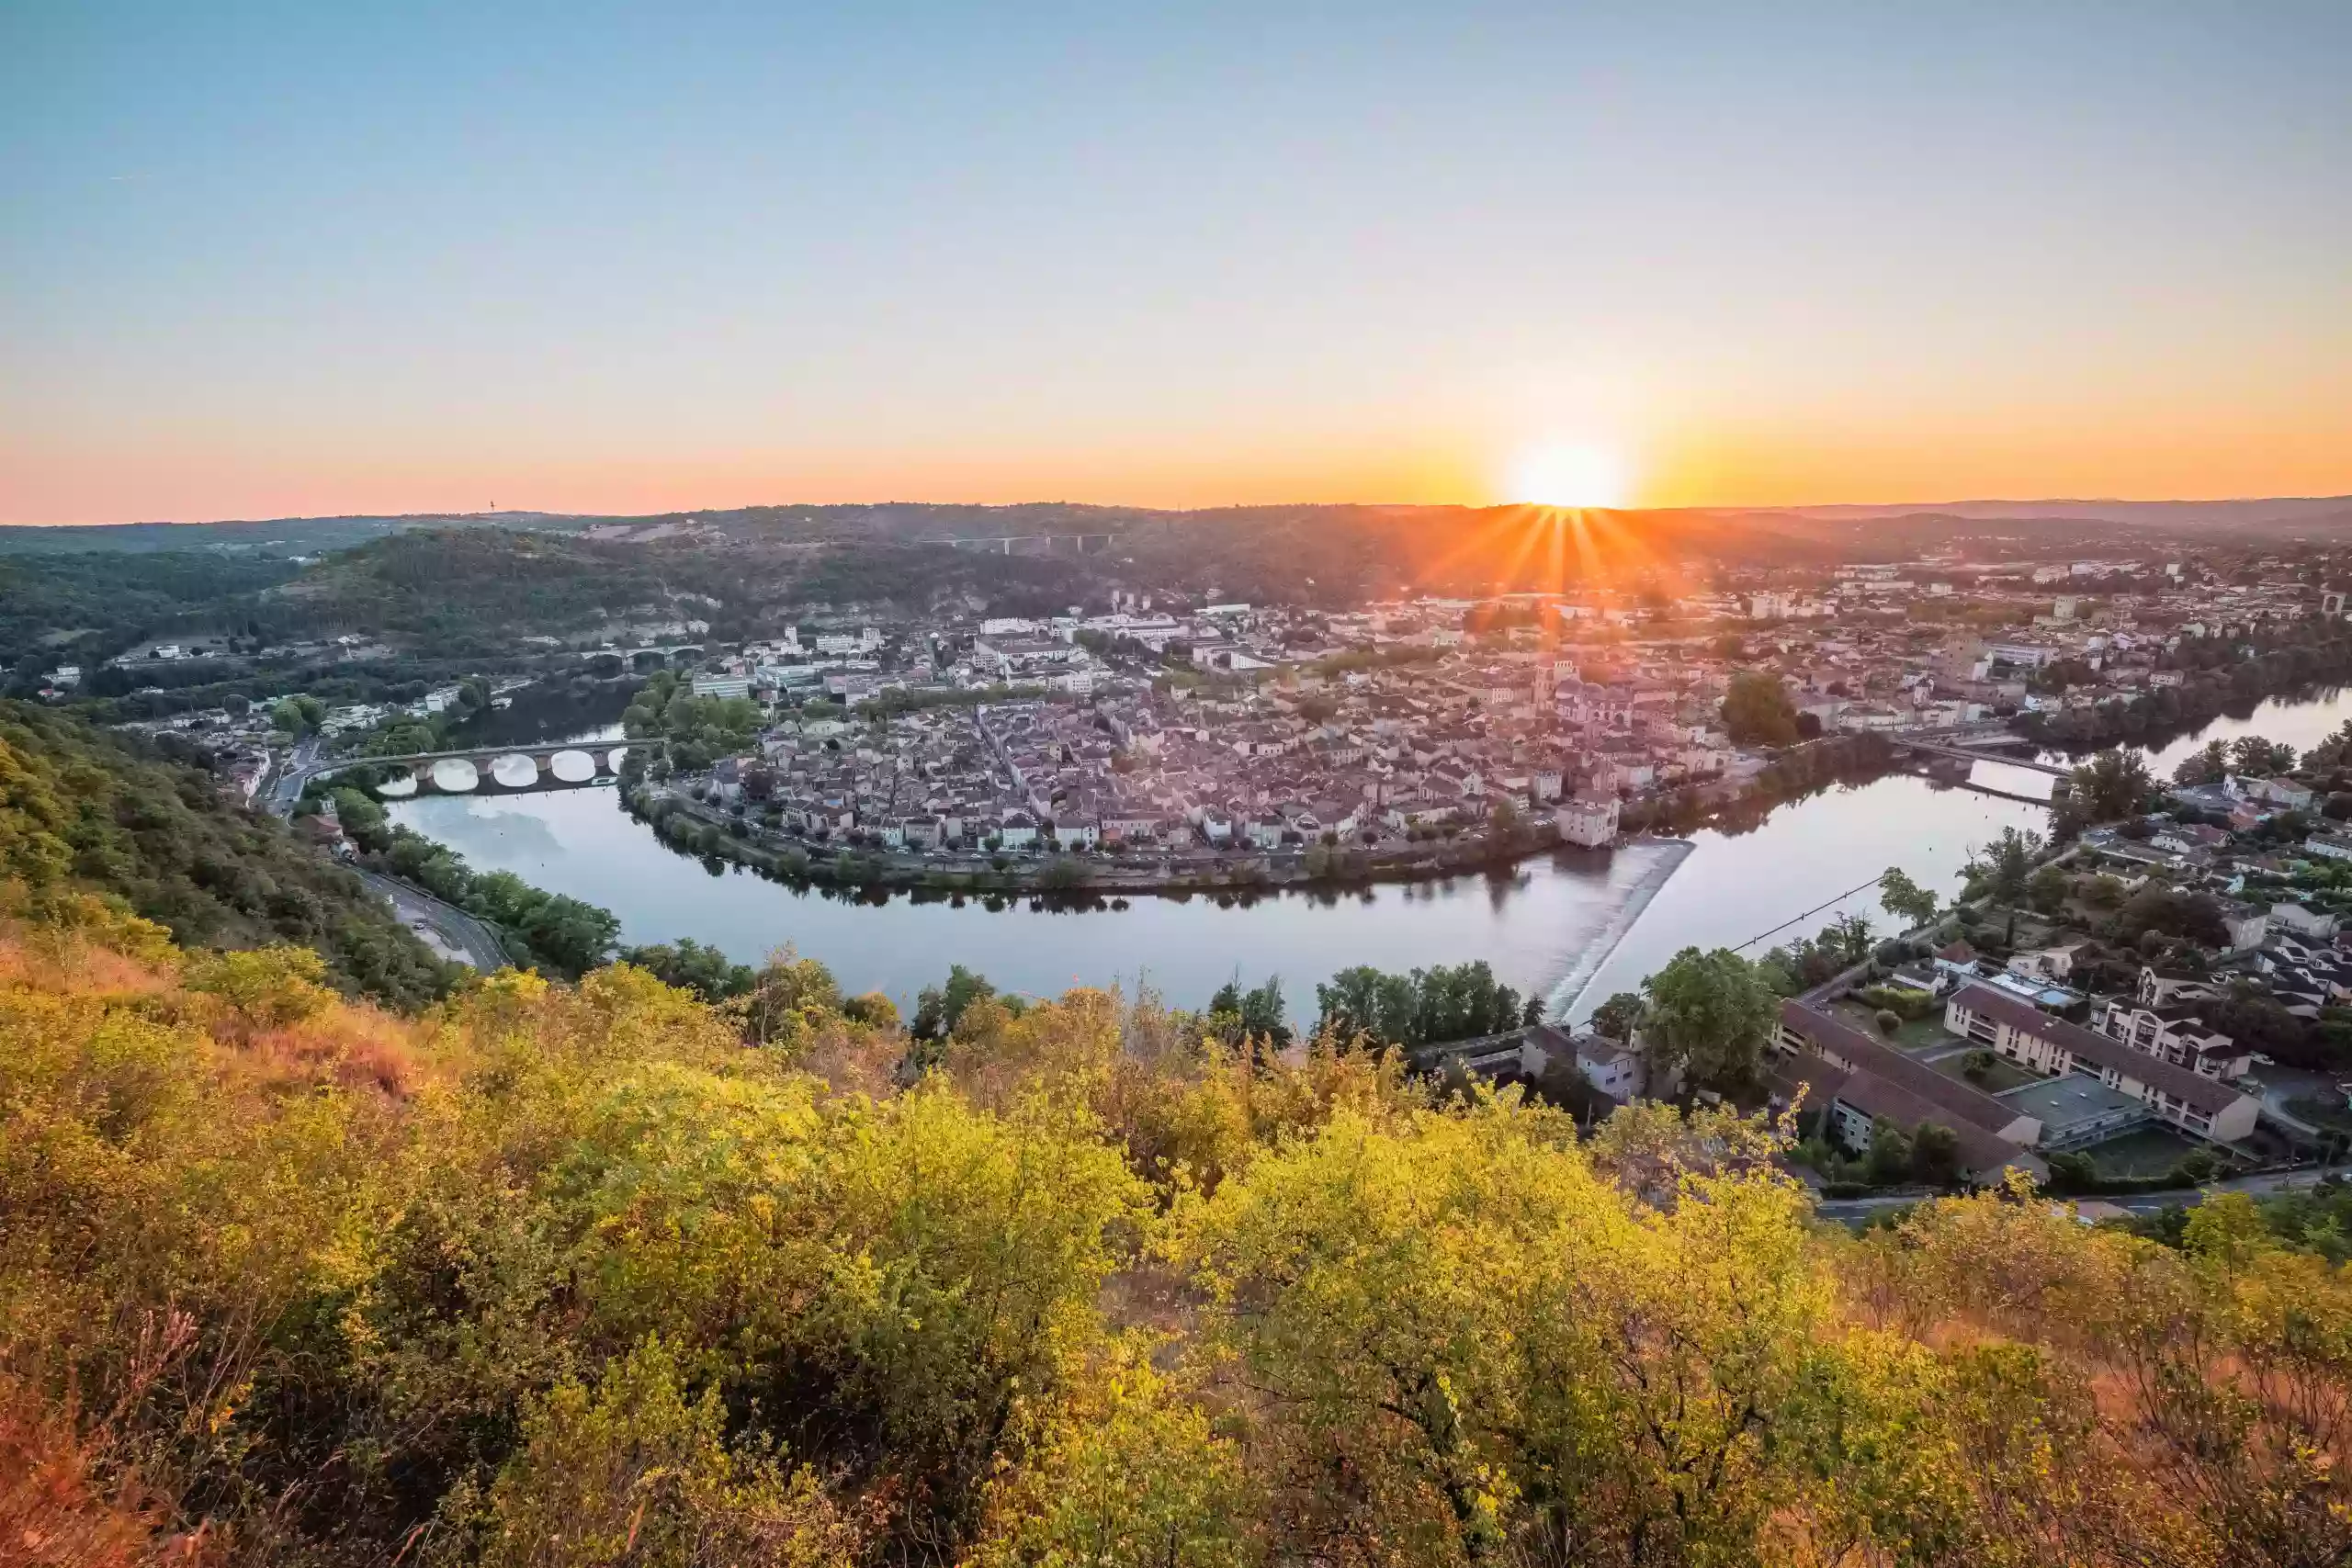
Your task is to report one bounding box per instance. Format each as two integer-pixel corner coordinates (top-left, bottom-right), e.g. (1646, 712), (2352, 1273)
(1509, 443), (1630, 509)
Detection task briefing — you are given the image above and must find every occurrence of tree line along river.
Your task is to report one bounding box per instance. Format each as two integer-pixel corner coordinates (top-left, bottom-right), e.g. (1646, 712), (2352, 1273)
(386, 686), (2352, 1026)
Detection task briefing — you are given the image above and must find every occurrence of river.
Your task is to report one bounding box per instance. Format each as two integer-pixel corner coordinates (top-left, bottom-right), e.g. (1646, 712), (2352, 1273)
(2086, 684), (2352, 774)
(387, 755), (2055, 1024)
(379, 682), (2352, 1023)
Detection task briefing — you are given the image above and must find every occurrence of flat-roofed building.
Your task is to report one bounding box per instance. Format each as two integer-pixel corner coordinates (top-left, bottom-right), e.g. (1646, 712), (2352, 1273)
(1944, 983), (2259, 1145)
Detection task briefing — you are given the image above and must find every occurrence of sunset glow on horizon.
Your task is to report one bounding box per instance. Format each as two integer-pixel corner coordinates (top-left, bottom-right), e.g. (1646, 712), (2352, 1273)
(4, 6), (2346, 525)
(1507, 444), (1632, 512)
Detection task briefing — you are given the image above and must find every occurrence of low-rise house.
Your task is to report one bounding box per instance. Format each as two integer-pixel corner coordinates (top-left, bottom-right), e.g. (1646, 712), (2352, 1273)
(2271, 900), (2341, 940)
(2007, 943), (2086, 984)
(2136, 966), (2220, 1008)
(2257, 932), (2352, 1015)
(2251, 777), (2316, 811)
(1518, 1024), (1646, 1101)
(2153, 822), (2229, 856)
(2304, 831), (2352, 864)
(2213, 898), (2269, 950)
(1556, 793), (1619, 847)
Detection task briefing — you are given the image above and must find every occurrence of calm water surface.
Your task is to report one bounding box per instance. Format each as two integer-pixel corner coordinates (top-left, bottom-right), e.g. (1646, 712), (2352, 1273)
(2120, 685), (2352, 774)
(390, 763), (2052, 1022)
(384, 684), (2352, 1021)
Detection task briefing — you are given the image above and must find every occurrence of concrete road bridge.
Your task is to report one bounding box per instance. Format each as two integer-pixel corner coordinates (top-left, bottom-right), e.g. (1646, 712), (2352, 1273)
(1891, 725), (2073, 781)
(280, 741), (632, 805)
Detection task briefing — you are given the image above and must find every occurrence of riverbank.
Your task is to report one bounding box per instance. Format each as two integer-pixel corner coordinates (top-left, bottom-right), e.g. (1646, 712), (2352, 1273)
(385, 762), (2050, 1022)
(631, 784), (1586, 897)
(623, 729), (1901, 899)
(2016, 627), (2352, 752)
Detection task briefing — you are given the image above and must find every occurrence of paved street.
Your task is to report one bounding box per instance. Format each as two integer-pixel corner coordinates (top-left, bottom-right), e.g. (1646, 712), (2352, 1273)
(1815, 1166), (2344, 1222)
(352, 867), (509, 972)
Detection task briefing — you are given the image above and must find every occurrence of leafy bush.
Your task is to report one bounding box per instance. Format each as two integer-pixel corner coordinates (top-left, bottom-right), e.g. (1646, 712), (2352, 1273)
(7, 905), (2352, 1567)
(1855, 983), (1937, 1021)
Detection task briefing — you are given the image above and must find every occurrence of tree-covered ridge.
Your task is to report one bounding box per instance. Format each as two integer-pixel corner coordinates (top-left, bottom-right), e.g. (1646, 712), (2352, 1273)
(6, 901), (2352, 1567)
(272, 527), (725, 645)
(0, 700), (454, 1007)
(0, 549), (302, 674)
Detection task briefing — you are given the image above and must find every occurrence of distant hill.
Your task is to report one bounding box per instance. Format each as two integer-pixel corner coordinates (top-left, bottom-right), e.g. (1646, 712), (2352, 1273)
(1754, 495), (2352, 531)
(8, 493), (2347, 557)
(0, 511), (581, 557)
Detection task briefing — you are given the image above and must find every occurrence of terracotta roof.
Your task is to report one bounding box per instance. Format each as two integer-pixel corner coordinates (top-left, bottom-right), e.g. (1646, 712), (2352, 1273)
(1781, 1001), (2035, 1141)
(1769, 1052), (2049, 1184)
(1946, 983), (2254, 1118)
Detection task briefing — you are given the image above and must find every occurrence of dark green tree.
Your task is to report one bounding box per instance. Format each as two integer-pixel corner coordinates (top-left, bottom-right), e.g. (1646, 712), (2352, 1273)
(1720, 671), (1799, 748)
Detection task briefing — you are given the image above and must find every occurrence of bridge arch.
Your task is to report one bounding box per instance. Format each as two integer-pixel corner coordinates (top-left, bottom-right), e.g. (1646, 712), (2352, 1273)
(490, 753), (540, 788)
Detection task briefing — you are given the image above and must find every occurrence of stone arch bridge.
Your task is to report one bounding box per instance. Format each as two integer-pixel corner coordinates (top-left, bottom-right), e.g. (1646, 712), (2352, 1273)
(288, 741), (633, 803)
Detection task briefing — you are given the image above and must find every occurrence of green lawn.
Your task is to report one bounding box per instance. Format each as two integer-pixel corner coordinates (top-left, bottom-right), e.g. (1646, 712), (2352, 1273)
(1829, 1001), (1954, 1053)
(1892, 1016), (1962, 1051)
(2080, 1126), (2204, 1179)
(1935, 1052), (2040, 1095)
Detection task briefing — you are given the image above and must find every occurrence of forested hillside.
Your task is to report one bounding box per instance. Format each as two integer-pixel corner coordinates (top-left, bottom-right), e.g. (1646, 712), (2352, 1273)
(0, 701), (454, 1006)
(0, 550), (300, 671)
(5, 895), (2350, 1567)
(269, 528), (726, 647)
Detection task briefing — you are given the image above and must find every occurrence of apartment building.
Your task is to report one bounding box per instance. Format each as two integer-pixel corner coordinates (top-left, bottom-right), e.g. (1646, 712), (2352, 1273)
(1943, 983), (2259, 1144)
(1774, 1002), (2048, 1183)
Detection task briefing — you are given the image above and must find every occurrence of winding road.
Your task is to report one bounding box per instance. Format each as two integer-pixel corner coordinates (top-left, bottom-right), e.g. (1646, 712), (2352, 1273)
(351, 868), (510, 973)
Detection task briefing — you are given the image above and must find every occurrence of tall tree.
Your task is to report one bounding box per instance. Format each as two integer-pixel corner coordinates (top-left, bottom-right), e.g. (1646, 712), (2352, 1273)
(2067, 747), (2155, 821)
(1720, 671), (1799, 748)
(1877, 865), (1940, 931)
(1640, 946), (1779, 1090)
(2175, 738), (2232, 785)
(1964, 826), (2044, 905)
(1589, 990), (1645, 1043)
(2231, 735), (2299, 775)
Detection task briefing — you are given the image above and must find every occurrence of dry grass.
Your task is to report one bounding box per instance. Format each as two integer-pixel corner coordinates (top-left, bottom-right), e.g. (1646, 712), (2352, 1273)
(220, 1004), (434, 1100)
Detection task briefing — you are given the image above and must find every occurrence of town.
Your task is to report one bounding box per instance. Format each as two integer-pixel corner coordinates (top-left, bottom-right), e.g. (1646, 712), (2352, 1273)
(18, 6), (2352, 1558)
(48, 529), (2352, 1203)
(99, 537), (2341, 891)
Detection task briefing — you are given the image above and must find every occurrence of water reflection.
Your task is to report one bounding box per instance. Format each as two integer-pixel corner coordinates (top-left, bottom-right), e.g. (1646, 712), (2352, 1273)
(390, 765), (2051, 1024)
(379, 682), (2352, 1021)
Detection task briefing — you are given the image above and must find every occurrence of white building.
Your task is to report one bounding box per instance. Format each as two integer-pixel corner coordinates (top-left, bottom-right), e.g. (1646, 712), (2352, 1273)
(1944, 984), (2260, 1144)
(1556, 793), (1620, 848)
(2303, 833), (2352, 864)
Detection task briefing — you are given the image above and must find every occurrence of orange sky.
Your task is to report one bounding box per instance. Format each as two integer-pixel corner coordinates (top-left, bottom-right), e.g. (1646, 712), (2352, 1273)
(6, 6), (2347, 525)
(10, 408), (2348, 526)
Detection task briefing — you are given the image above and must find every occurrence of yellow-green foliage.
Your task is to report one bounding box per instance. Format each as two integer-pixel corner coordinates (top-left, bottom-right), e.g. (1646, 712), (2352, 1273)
(5, 903), (2352, 1568)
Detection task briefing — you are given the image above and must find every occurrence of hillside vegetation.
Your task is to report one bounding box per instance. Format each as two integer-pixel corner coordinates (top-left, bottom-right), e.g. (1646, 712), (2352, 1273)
(6, 893), (2352, 1568)
(269, 529), (718, 648)
(0, 701), (455, 1007)
(0, 550), (301, 672)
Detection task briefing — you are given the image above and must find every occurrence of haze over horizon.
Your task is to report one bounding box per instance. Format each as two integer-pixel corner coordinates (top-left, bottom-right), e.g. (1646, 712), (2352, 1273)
(6, 2), (2348, 525)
